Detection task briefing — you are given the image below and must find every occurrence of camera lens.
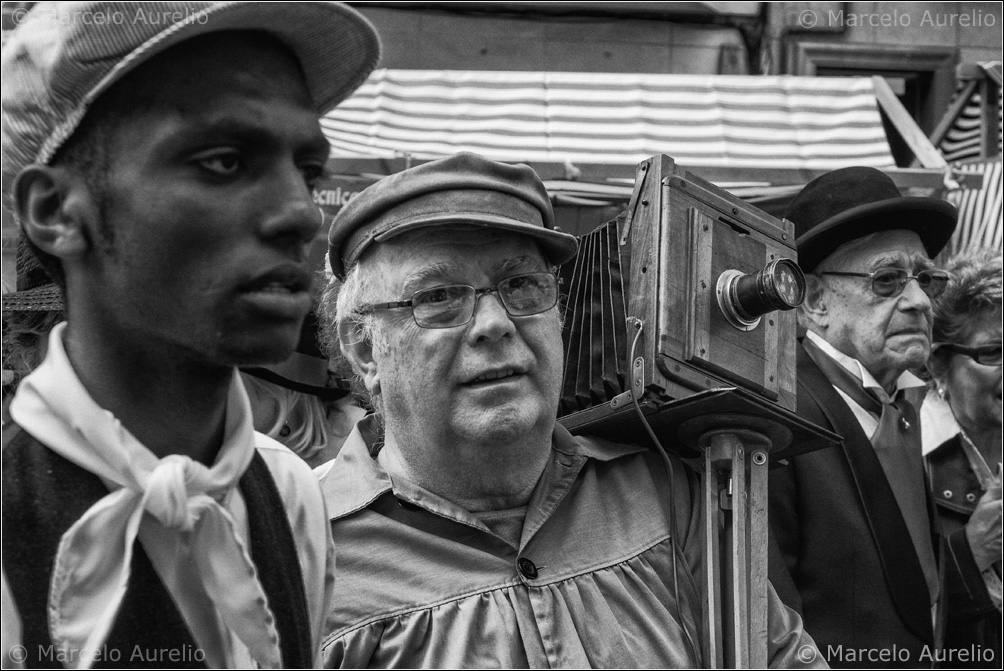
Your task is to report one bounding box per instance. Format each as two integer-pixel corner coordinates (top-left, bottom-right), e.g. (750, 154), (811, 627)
(717, 259), (805, 331)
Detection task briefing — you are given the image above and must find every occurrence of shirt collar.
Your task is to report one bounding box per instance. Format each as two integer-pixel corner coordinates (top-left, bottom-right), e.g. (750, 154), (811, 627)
(805, 330), (926, 398)
(317, 416), (645, 521)
(316, 414), (394, 519)
(552, 422), (647, 461)
(920, 388), (961, 456)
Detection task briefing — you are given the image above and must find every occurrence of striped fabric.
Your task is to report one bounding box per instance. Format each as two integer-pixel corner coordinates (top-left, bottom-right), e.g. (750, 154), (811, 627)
(937, 91), (1004, 164)
(322, 70), (896, 170)
(938, 93), (988, 163)
(936, 63), (1003, 164)
(943, 159), (1003, 255)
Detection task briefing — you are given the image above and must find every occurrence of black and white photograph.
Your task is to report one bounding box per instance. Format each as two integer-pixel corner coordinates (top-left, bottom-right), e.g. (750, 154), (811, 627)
(1, 2), (1000, 669)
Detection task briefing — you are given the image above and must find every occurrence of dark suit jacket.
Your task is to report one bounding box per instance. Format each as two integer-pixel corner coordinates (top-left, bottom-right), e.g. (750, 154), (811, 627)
(768, 342), (936, 668)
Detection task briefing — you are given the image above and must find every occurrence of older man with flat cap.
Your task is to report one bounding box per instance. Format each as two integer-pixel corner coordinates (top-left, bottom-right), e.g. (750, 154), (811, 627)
(2, 2), (379, 667)
(767, 167), (985, 668)
(316, 151), (824, 668)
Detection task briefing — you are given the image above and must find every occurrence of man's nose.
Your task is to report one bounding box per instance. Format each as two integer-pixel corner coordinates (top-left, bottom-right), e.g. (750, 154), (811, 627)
(897, 275), (933, 311)
(258, 163), (324, 247)
(467, 290), (515, 342)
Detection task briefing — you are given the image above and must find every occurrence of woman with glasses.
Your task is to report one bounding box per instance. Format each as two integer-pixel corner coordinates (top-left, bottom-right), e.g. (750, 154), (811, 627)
(922, 248), (1002, 667)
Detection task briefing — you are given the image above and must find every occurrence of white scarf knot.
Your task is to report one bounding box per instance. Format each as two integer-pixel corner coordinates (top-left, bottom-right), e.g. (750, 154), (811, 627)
(144, 455), (213, 532)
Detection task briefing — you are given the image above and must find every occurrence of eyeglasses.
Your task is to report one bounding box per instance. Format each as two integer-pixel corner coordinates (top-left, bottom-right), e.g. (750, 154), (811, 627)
(933, 342), (1003, 367)
(820, 267), (949, 299)
(359, 271), (559, 329)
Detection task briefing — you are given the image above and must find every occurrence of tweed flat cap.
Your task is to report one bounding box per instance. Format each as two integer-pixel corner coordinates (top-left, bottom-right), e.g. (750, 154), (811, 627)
(2, 1), (381, 198)
(328, 152), (579, 278)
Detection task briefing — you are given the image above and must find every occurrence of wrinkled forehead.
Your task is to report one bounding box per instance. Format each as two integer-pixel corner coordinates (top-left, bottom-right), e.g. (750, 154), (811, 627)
(819, 229), (931, 273)
(361, 226), (549, 291)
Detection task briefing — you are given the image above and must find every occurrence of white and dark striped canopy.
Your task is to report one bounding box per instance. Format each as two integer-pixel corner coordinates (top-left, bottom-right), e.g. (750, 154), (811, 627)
(935, 62), (1003, 164)
(943, 159), (1003, 256)
(321, 69), (896, 170)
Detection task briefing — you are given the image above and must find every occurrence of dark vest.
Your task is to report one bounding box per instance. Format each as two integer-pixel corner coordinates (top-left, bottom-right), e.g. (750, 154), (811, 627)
(2, 423), (313, 669)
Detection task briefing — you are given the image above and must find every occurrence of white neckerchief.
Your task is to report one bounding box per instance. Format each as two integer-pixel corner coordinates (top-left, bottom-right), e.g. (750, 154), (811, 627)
(806, 330), (926, 438)
(9, 323), (282, 669)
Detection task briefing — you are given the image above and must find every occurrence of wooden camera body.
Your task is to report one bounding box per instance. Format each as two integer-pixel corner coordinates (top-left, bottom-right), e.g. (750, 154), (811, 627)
(628, 155), (799, 411)
(558, 155), (805, 435)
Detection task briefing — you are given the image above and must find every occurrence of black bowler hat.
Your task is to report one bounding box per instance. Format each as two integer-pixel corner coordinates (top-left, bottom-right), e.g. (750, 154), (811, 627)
(785, 166), (957, 272)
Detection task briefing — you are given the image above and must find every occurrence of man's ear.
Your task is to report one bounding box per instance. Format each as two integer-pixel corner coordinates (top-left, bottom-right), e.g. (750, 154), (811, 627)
(13, 165), (93, 259)
(338, 320), (380, 397)
(798, 274), (828, 329)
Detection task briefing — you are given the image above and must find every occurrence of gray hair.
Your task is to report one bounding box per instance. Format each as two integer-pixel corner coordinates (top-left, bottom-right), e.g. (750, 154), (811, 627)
(317, 258), (386, 413)
(928, 248), (1003, 378)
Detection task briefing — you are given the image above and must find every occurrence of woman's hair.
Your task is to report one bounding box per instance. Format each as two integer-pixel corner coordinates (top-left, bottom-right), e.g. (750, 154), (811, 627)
(240, 371), (330, 463)
(928, 248), (1003, 379)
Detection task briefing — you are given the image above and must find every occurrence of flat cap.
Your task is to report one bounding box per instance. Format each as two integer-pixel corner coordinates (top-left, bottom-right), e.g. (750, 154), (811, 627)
(328, 152), (579, 278)
(2, 1), (381, 198)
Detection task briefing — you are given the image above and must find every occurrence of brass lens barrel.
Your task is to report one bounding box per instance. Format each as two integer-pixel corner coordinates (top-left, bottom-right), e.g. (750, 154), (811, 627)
(717, 259), (806, 331)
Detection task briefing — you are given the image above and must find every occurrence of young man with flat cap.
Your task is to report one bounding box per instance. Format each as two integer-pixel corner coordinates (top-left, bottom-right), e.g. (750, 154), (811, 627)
(316, 151), (825, 668)
(766, 167), (983, 668)
(1, 2), (379, 667)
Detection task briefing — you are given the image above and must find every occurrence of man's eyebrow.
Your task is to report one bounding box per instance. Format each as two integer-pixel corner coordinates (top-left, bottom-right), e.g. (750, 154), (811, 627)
(865, 253), (910, 269)
(866, 253), (935, 271)
(401, 261), (464, 295)
(493, 255), (547, 275)
(188, 118), (271, 141)
(190, 117), (330, 156)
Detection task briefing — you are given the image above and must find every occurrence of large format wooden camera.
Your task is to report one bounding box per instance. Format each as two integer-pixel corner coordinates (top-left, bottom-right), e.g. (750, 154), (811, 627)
(557, 154), (829, 461)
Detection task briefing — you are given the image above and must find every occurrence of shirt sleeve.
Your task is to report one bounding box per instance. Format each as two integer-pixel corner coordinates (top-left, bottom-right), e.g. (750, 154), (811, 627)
(941, 526), (996, 620)
(766, 580), (828, 668)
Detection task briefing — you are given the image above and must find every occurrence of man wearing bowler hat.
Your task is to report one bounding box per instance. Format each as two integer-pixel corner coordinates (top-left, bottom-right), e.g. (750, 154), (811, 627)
(316, 151), (825, 668)
(1, 2), (379, 667)
(767, 167), (985, 667)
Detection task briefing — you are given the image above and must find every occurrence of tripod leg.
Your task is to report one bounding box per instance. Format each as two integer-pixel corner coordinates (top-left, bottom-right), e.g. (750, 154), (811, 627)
(703, 447), (724, 668)
(703, 430), (773, 669)
(748, 446), (769, 669)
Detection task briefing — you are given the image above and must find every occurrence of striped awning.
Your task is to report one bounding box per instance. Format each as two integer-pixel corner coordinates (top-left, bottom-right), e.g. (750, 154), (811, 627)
(935, 62), (1003, 163)
(943, 159), (1003, 256)
(321, 69), (896, 170)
